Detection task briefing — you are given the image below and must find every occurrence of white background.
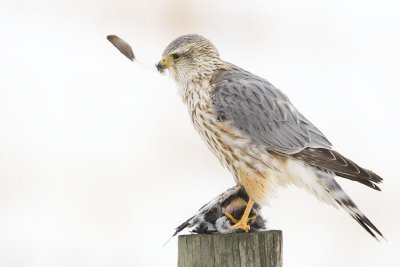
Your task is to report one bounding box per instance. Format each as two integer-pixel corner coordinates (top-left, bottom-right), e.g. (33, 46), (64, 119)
(0, 0), (399, 266)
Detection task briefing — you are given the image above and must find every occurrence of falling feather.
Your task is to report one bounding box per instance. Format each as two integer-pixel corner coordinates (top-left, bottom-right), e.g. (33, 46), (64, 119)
(107, 35), (135, 61)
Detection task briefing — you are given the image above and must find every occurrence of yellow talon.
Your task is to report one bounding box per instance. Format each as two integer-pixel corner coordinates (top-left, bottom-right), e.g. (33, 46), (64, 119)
(232, 218), (251, 232)
(248, 215), (256, 222)
(224, 213), (256, 224)
(224, 212), (239, 224)
(224, 199), (255, 233)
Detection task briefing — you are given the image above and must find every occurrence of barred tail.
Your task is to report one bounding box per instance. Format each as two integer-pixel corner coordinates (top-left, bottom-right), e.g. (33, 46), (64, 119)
(318, 172), (384, 240)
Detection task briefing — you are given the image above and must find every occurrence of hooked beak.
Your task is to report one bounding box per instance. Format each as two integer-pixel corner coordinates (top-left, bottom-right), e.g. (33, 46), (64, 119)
(156, 56), (170, 73)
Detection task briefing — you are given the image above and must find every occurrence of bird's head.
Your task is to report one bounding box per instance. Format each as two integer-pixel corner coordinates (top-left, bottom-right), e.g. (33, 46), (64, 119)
(156, 34), (222, 83)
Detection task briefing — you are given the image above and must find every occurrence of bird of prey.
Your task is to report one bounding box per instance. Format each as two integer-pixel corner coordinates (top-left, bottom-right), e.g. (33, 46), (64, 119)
(173, 185), (267, 236)
(156, 34), (383, 239)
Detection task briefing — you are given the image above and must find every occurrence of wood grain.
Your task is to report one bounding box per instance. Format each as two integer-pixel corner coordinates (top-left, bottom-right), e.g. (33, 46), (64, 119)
(178, 231), (282, 267)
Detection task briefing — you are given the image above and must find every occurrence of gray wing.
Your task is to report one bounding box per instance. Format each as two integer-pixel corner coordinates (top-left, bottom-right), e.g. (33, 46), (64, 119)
(211, 66), (382, 190)
(211, 66), (332, 154)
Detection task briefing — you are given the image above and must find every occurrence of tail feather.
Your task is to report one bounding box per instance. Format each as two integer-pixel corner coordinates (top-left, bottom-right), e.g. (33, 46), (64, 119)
(336, 196), (383, 240)
(352, 212), (383, 240)
(318, 172), (384, 240)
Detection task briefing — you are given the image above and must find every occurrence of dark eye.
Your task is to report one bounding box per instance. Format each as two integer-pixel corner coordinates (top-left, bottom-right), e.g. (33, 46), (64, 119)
(171, 53), (180, 60)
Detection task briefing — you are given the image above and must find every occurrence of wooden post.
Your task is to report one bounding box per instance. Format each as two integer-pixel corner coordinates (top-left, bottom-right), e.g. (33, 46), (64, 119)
(178, 230), (282, 267)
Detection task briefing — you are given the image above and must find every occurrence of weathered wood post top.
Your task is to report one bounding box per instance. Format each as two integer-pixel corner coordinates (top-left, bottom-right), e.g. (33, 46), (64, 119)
(178, 230), (282, 267)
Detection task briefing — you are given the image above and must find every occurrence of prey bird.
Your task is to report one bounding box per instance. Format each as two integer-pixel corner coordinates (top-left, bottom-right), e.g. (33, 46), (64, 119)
(173, 185), (267, 236)
(156, 34), (383, 239)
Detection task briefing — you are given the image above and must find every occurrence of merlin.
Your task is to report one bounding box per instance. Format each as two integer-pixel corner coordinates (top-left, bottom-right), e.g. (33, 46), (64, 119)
(156, 34), (383, 238)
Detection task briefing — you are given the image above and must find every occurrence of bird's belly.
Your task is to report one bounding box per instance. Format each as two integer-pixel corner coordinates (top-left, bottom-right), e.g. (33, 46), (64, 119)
(191, 107), (281, 202)
(184, 83), (286, 202)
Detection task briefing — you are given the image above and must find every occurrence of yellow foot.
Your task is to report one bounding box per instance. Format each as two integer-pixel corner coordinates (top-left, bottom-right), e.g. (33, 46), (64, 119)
(232, 218), (251, 232)
(224, 198), (255, 233)
(224, 212), (256, 233)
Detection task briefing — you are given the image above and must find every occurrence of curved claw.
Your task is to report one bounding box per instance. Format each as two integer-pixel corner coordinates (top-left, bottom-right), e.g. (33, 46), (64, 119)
(224, 212), (256, 232)
(232, 219), (251, 232)
(224, 212), (238, 224)
(224, 199), (256, 233)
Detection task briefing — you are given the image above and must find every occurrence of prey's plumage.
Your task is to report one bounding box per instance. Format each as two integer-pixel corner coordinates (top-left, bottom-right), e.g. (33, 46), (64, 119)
(173, 185), (267, 236)
(157, 34), (383, 239)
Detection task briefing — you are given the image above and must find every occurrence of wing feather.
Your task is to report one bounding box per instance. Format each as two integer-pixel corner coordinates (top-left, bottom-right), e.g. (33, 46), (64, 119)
(211, 65), (382, 190)
(211, 66), (332, 154)
(293, 148), (382, 190)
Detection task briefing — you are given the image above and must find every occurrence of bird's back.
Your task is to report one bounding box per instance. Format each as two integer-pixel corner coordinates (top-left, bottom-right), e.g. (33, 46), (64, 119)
(210, 64), (332, 154)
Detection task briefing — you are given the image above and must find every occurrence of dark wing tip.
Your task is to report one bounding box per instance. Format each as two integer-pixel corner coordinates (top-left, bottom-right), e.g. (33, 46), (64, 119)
(173, 216), (195, 237)
(368, 170), (384, 183)
(106, 34), (135, 61)
(162, 216), (195, 247)
(293, 148), (383, 191)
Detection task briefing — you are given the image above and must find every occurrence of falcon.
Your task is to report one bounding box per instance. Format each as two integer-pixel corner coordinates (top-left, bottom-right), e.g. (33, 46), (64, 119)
(156, 34), (383, 239)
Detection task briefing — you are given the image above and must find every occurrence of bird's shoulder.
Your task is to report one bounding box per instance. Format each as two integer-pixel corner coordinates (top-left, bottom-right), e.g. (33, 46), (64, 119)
(209, 62), (332, 154)
(210, 62), (299, 125)
(210, 63), (286, 99)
